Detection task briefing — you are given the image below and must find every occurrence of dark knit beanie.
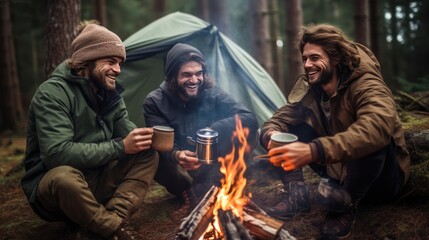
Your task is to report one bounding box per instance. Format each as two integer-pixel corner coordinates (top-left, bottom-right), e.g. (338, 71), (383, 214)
(71, 24), (126, 65)
(165, 43), (205, 78)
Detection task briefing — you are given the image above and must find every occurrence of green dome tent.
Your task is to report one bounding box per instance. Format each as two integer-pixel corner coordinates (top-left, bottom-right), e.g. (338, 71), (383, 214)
(117, 12), (286, 129)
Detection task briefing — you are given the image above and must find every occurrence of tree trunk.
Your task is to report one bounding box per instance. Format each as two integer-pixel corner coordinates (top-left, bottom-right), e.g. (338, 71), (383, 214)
(153, 0), (165, 19)
(196, 0), (209, 21)
(93, 0), (107, 26)
(45, 0), (80, 77)
(354, 0), (370, 47)
(208, 0), (229, 36)
(251, 0), (274, 78)
(0, 0), (24, 132)
(284, 0), (303, 96)
(369, 0), (380, 59)
(388, 0), (399, 91)
(269, 0), (285, 95)
(401, 1), (416, 84)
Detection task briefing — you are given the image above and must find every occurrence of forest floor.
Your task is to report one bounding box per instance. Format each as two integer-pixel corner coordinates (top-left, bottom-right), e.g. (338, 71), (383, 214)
(1, 113), (429, 240)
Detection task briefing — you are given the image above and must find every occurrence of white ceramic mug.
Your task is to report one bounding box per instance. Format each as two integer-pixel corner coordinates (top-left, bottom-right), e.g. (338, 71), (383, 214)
(269, 132), (298, 149)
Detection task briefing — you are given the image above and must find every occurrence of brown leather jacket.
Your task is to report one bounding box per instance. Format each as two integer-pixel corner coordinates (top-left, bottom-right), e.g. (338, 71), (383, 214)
(261, 43), (410, 184)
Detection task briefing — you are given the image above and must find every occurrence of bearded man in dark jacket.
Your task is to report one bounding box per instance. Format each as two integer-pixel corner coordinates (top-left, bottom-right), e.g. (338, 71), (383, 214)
(21, 20), (159, 240)
(260, 24), (410, 239)
(143, 43), (259, 218)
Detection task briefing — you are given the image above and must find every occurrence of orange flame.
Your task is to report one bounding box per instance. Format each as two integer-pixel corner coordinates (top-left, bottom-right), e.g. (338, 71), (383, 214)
(205, 115), (250, 238)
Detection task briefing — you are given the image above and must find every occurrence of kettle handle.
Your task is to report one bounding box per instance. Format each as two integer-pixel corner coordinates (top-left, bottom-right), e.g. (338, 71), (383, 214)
(187, 136), (196, 146)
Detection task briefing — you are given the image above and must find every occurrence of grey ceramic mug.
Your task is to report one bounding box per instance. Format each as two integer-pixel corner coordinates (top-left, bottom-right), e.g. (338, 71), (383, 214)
(269, 132), (298, 149)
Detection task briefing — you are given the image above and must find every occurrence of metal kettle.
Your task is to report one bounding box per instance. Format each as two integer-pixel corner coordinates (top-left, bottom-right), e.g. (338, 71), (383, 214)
(187, 128), (219, 164)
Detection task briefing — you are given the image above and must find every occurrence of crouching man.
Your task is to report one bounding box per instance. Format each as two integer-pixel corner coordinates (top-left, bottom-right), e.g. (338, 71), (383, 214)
(143, 43), (259, 220)
(21, 20), (158, 240)
(260, 24), (410, 239)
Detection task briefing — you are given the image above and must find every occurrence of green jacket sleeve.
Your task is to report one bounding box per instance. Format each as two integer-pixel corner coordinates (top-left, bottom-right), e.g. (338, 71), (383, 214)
(33, 81), (130, 170)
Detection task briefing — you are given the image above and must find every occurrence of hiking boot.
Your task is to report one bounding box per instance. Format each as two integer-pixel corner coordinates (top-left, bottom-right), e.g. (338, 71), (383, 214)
(75, 229), (103, 240)
(169, 188), (198, 221)
(265, 181), (310, 219)
(317, 178), (352, 213)
(320, 207), (356, 239)
(110, 220), (139, 240)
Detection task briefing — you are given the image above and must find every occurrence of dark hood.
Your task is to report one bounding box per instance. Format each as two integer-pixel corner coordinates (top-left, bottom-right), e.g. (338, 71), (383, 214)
(164, 43), (205, 78)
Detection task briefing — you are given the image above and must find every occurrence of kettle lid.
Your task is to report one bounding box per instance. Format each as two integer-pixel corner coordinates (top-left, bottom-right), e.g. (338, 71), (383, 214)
(196, 128), (218, 139)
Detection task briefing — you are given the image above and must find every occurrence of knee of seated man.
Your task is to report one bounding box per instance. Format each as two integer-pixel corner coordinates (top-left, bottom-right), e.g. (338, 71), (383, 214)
(46, 166), (86, 190)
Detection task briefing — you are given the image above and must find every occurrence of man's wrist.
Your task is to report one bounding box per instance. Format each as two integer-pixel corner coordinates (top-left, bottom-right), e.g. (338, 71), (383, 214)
(261, 131), (272, 149)
(173, 150), (180, 162)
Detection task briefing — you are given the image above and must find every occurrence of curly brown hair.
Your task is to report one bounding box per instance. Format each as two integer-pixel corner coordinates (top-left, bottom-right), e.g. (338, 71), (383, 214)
(298, 24), (360, 71)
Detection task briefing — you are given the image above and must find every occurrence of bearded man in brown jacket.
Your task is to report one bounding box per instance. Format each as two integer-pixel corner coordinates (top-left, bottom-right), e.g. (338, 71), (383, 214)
(260, 24), (410, 239)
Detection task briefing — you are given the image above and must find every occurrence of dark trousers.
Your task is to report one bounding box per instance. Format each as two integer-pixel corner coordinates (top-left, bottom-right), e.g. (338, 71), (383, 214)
(155, 131), (257, 199)
(279, 123), (404, 204)
(154, 156), (222, 199)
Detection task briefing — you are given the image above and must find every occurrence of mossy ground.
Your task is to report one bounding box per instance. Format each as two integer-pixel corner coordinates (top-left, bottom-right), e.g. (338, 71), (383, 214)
(1, 126), (428, 240)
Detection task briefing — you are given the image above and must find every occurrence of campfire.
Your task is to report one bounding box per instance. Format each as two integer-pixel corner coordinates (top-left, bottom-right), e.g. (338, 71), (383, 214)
(176, 116), (296, 240)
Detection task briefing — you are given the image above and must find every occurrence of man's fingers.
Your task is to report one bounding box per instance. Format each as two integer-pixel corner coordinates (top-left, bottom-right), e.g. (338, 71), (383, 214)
(181, 162), (201, 170)
(133, 127), (154, 136)
(281, 161), (297, 171)
(270, 158), (283, 167)
(183, 150), (197, 157)
(269, 154), (285, 167)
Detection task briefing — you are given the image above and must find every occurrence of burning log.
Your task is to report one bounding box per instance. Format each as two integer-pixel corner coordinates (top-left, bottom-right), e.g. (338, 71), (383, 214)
(242, 199), (296, 240)
(218, 209), (253, 240)
(176, 186), (219, 240)
(242, 208), (295, 240)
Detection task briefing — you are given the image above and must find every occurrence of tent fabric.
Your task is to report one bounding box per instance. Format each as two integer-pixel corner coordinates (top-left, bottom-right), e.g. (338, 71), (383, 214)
(118, 11), (286, 129)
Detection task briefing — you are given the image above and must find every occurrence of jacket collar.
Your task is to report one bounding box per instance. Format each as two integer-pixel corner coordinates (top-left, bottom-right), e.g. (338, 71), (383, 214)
(51, 60), (122, 113)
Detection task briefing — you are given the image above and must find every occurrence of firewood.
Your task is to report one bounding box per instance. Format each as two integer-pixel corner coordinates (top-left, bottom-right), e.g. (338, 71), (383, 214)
(175, 187), (297, 240)
(218, 209), (253, 240)
(175, 186), (219, 240)
(242, 208), (296, 240)
(245, 198), (268, 215)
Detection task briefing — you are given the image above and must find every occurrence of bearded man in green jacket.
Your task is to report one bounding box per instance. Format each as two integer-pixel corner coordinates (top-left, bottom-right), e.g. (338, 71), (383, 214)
(21, 20), (159, 240)
(260, 24), (410, 239)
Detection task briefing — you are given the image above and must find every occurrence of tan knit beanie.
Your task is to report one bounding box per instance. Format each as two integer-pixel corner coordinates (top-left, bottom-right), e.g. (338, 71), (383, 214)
(71, 23), (126, 65)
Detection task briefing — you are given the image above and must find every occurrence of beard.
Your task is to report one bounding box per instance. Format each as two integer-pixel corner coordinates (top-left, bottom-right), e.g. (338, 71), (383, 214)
(176, 79), (203, 101)
(89, 66), (116, 91)
(307, 65), (335, 86)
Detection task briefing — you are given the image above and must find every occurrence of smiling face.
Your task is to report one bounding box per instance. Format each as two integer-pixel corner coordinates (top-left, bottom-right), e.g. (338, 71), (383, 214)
(176, 61), (204, 101)
(302, 43), (336, 86)
(89, 57), (122, 91)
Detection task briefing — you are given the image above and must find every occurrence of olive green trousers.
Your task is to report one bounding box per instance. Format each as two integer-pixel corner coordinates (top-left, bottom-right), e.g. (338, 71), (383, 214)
(36, 150), (159, 238)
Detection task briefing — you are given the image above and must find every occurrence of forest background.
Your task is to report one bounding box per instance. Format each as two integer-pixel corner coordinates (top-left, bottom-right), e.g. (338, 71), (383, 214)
(1, 0), (429, 239)
(1, 0), (429, 131)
